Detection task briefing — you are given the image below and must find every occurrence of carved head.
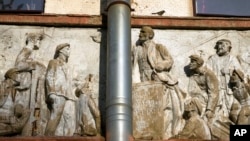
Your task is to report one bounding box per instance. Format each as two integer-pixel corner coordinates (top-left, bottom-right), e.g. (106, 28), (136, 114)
(4, 68), (20, 86)
(189, 54), (204, 70)
(139, 26), (154, 42)
(230, 69), (244, 84)
(214, 39), (232, 56)
(54, 43), (71, 60)
(4, 68), (18, 80)
(184, 98), (202, 116)
(25, 33), (44, 50)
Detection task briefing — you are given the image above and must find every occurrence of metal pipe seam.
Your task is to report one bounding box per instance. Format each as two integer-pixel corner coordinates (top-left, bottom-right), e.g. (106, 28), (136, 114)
(106, 97), (132, 107)
(106, 104), (132, 118)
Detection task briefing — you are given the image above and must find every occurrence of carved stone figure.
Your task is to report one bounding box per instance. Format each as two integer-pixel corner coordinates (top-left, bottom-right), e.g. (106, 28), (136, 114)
(206, 39), (241, 139)
(237, 51), (250, 83)
(0, 68), (30, 136)
(45, 43), (76, 136)
(14, 33), (46, 136)
(230, 69), (250, 125)
(172, 99), (211, 140)
(74, 74), (100, 136)
(186, 55), (227, 139)
(132, 26), (185, 139)
(187, 55), (219, 119)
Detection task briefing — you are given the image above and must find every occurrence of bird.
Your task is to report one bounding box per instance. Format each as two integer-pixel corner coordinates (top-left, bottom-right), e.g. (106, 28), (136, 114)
(90, 33), (101, 43)
(152, 10), (165, 16)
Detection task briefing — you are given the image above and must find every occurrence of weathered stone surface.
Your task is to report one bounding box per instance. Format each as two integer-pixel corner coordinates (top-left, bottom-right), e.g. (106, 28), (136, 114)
(0, 25), (104, 137)
(132, 82), (164, 140)
(1, 24), (250, 140)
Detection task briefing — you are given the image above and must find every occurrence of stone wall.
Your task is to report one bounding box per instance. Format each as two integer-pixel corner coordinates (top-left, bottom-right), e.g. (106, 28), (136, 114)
(44, 0), (193, 17)
(1, 25), (250, 140)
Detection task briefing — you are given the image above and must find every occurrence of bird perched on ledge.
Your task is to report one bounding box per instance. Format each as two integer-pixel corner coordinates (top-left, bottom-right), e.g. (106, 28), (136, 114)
(152, 10), (165, 16)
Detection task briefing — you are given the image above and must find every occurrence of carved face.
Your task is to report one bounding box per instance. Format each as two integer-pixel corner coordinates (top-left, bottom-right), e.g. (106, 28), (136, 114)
(189, 59), (199, 70)
(33, 37), (41, 50)
(60, 46), (71, 58)
(216, 41), (231, 56)
(139, 27), (151, 42)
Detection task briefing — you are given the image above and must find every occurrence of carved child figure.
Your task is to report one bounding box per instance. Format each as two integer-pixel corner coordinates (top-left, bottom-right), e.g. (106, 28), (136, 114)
(74, 74), (100, 136)
(172, 99), (211, 140)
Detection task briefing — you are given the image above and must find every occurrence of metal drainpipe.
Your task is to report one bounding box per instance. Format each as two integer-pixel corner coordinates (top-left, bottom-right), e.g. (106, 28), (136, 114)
(106, 0), (132, 141)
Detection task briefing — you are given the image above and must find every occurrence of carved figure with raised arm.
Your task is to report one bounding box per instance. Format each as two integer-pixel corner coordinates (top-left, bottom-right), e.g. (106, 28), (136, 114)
(230, 69), (250, 125)
(14, 33), (46, 136)
(74, 74), (100, 136)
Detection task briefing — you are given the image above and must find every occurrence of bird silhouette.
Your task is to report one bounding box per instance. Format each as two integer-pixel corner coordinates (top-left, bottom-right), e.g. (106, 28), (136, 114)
(152, 10), (165, 16)
(90, 34), (101, 43)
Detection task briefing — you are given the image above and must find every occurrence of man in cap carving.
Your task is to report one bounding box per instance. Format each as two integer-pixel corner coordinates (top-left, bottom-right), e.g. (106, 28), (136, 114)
(188, 55), (219, 118)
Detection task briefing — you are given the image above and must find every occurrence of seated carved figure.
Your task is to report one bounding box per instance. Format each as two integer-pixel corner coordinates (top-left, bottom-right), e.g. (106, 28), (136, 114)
(172, 99), (211, 140)
(0, 68), (30, 136)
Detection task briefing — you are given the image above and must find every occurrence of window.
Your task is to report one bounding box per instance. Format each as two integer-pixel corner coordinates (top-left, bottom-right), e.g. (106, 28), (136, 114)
(194, 0), (250, 17)
(0, 0), (44, 13)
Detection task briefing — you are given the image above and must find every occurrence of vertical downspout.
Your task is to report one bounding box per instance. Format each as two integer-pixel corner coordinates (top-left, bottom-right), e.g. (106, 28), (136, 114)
(106, 0), (132, 141)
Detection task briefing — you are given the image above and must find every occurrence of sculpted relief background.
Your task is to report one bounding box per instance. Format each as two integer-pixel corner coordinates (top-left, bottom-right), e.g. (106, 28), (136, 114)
(1, 25), (250, 140)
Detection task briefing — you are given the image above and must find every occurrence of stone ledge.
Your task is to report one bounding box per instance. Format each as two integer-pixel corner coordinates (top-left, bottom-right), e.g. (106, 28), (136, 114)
(135, 140), (228, 141)
(0, 137), (230, 141)
(0, 136), (105, 141)
(0, 14), (250, 29)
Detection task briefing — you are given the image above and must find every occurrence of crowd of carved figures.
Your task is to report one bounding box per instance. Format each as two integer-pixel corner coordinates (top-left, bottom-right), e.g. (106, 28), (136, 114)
(1, 27), (250, 140)
(0, 33), (100, 136)
(132, 26), (250, 140)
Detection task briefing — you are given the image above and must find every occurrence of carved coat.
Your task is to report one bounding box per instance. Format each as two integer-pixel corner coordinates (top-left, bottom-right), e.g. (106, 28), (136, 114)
(206, 54), (242, 94)
(206, 53), (242, 120)
(132, 40), (185, 138)
(14, 47), (33, 108)
(188, 67), (219, 114)
(45, 59), (76, 101)
(132, 40), (177, 85)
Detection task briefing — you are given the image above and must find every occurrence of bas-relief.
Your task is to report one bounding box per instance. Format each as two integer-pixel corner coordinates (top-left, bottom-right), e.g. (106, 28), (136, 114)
(1, 25), (250, 140)
(132, 27), (250, 140)
(0, 25), (103, 137)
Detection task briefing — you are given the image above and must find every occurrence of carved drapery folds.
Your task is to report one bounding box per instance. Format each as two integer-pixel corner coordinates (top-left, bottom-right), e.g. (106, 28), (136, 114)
(132, 26), (250, 140)
(1, 26), (250, 140)
(0, 30), (101, 137)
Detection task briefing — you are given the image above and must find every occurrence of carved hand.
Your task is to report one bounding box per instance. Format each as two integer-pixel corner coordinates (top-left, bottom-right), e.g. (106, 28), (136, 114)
(155, 63), (165, 72)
